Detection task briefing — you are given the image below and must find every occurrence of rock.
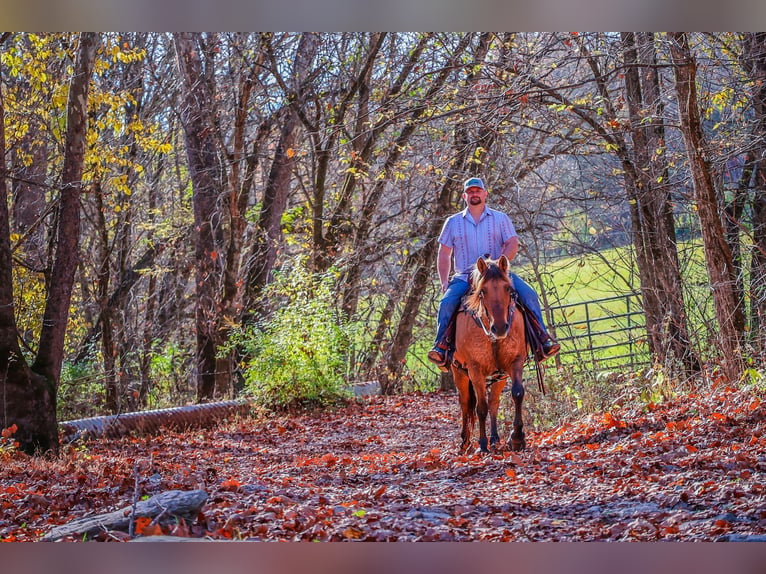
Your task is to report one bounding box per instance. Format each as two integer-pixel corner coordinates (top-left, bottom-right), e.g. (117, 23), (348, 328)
(716, 534), (766, 542)
(346, 381), (380, 396)
(42, 489), (208, 542)
(131, 535), (210, 542)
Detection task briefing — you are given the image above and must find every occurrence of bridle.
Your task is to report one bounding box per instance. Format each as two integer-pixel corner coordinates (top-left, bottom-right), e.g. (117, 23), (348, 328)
(470, 285), (518, 343)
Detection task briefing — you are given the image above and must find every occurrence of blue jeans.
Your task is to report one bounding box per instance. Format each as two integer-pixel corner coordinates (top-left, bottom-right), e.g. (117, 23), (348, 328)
(434, 274), (549, 345)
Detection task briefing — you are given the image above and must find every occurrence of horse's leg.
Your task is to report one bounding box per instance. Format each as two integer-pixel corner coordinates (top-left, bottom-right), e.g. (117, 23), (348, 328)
(488, 375), (507, 451)
(509, 368), (526, 451)
(468, 370), (490, 453)
(452, 367), (475, 454)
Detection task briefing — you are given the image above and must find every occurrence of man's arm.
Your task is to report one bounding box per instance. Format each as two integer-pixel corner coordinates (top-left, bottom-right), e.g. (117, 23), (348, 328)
(501, 235), (519, 262)
(437, 243), (453, 292)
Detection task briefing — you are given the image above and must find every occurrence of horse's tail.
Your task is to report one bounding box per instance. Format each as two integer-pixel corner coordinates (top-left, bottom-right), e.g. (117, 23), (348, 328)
(467, 380), (477, 429)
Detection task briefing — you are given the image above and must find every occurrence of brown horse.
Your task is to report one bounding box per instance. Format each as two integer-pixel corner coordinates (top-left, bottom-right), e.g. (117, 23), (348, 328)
(451, 255), (527, 453)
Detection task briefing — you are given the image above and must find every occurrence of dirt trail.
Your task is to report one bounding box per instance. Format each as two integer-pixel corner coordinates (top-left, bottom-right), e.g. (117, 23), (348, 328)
(1, 386), (765, 541)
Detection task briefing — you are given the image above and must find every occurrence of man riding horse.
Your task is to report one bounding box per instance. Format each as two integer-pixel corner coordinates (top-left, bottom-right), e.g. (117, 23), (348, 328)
(427, 177), (559, 370)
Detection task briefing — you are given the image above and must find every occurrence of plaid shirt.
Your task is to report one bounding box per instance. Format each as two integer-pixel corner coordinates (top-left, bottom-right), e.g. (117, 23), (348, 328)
(437, 206), (517, 282)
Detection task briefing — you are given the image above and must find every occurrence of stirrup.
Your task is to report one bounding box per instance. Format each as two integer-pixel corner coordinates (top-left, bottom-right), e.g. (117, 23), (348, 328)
(540, 338), (560, 360)
(427, 346), (450, 372)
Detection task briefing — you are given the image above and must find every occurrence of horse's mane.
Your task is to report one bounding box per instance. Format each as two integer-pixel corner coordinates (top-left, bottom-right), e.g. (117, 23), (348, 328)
(464, 260), (512, 316)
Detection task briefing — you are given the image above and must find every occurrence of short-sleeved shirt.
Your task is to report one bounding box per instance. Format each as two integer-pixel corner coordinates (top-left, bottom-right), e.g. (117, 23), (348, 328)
(438, 206), (517, 282)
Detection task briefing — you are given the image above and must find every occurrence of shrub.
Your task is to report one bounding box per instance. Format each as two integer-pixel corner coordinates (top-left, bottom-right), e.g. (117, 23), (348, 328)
(230, 262), (354, 410)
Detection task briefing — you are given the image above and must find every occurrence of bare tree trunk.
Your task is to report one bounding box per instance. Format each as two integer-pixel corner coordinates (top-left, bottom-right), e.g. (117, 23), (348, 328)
(11, 133), (48, 270)
(91, 180), (120, 413)
(10, 35), (49, 273)
(621, 32), (700, 374)
(245, 32), (318, 318)
(741, 33), (766, 351)
(174, 32), (226, 402)
(0, 49), (56, 455)
(0, 33), (98, 455)
(670, 32), (744, 381)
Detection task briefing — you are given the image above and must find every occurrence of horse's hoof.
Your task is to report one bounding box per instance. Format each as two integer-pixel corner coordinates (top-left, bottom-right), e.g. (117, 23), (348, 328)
(478, 438), (489, 453)
(510, 439), (526, 452)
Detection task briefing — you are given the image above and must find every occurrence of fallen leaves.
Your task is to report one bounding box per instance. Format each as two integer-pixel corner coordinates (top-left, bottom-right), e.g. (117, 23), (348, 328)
(1, 385), (765, 541)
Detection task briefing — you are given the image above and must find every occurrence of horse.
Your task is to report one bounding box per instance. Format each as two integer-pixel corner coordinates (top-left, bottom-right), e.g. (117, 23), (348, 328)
(450, 255), (527, 453)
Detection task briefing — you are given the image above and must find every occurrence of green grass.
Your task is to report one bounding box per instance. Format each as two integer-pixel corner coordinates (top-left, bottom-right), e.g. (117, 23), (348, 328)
(527, 240), (716, 372)
(403, 239), (724, 402)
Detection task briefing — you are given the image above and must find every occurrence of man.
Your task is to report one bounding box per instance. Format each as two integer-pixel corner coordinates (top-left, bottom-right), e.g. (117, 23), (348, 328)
(427, 176), (560, 370)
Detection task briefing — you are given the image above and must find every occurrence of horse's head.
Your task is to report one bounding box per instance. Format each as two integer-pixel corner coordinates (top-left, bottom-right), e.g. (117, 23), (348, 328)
(467, 255), (515, 339)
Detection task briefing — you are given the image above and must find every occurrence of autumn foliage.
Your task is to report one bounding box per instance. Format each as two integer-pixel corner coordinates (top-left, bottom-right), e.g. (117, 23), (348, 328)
(1, 383), (765, 542)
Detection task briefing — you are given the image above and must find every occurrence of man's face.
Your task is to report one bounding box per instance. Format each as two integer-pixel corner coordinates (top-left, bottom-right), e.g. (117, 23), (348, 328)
(463, 186), (486, 206)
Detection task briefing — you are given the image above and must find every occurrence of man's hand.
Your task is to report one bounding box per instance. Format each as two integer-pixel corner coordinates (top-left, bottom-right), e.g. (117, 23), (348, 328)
(502, 235), (519, 262)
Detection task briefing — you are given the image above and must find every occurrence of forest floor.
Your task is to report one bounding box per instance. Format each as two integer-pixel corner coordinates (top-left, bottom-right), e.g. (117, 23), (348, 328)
(1, 383), (766, 541)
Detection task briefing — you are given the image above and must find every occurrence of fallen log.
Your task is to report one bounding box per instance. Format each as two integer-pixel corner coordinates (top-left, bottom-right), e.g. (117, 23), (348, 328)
(59, 399), (252, 441)
(42, 489), (208, 542)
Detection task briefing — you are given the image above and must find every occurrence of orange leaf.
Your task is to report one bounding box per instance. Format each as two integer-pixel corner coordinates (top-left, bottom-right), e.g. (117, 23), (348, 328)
(710, 412), (727, 421)
(134, 516), (152, 535)
(603, 412), (625, 429)
(505, 468), (517, 479)
(685, 444), (698, 453)
(286, 148), (295, 159)
(221, 478), (241, 492)
(321, 453), (337, 466)
(1, 424), (17, 439)
(342, 526), (365, 539)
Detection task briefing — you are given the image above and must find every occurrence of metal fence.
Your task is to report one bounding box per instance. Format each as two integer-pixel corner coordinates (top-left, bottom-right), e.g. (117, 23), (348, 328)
(546, 293), (650, 373)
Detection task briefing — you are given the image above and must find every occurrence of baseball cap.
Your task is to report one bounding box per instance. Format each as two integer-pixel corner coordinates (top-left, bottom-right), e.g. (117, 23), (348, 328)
(463, 177), (485, 191)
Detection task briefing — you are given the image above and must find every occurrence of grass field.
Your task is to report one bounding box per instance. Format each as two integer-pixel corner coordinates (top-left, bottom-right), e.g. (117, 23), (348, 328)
(410, 239), (723, 390)
(531, 240), (719, 372)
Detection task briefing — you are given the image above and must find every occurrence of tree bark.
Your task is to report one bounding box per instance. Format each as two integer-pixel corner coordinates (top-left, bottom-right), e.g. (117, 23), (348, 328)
(245, 32), (318, 319)
(741, 33), (766, 350)
(669, 32), (744, 381)
(621, 32), (700, 374)
(174, 33), (227, 402)
(1, 33), (99, 455)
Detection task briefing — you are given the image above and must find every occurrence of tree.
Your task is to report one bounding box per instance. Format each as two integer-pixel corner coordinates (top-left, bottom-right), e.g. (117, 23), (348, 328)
(0, 32), (99, 455)
(741, 33), (766, 350)
(174, 32), (229, 401)
(620, 32), (700, 374)
(245, 32), (319, 317)
(670, 32), (745, 381)
(377, 33), (485, 394)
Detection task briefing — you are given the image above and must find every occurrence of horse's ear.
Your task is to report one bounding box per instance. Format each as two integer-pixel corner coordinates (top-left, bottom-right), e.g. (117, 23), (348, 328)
(498, 255), (509, 273)
(476, 257), (487, 275)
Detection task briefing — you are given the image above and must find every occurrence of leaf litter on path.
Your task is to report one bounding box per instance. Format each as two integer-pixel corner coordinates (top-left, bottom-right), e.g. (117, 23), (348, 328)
(2, 386), (765, 541)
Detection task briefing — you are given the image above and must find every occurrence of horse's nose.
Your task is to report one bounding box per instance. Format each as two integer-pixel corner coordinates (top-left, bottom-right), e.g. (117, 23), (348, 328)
(491, 322), (510, 339)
